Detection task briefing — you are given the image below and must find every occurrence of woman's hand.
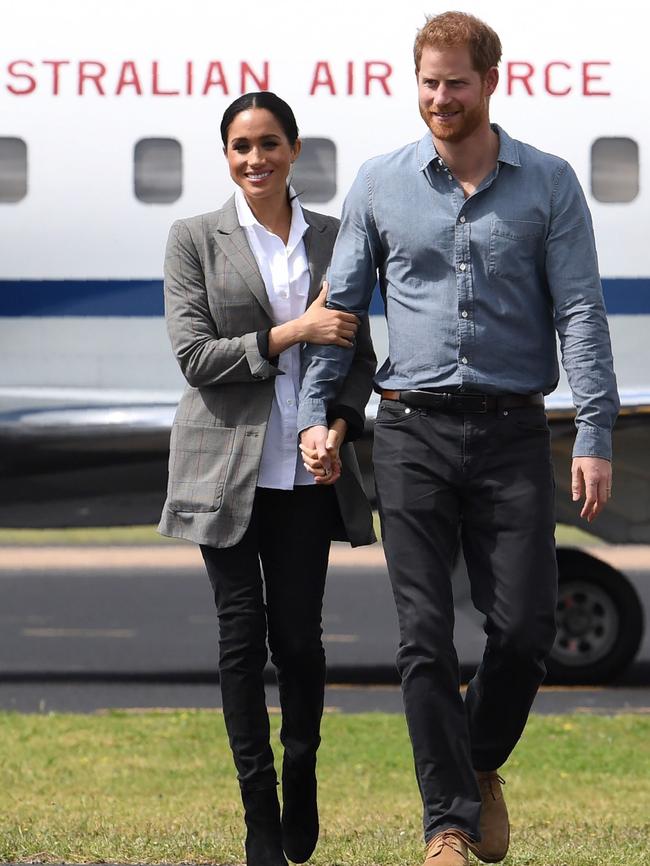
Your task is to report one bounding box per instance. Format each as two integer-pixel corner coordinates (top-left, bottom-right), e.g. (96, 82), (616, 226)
(268, 282), (359, 357)
(299, 419), (347, 485)
(297, 284), (359, 347)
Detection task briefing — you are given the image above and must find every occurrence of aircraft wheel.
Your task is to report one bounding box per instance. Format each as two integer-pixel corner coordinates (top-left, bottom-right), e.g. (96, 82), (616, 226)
(546, 548), (644, 684)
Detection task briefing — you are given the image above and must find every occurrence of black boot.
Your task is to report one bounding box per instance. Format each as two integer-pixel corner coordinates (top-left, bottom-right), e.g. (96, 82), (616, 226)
(281, 755), (319, 864)
(241, 786), (288, 866)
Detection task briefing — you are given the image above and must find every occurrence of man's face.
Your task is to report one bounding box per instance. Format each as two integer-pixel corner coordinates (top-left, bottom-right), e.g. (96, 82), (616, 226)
(417, 44), (497, 144)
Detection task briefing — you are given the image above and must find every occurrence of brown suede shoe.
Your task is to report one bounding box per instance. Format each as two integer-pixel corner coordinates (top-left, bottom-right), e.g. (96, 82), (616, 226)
(423, 830), (470, 866)
(468, 772), (510, 863)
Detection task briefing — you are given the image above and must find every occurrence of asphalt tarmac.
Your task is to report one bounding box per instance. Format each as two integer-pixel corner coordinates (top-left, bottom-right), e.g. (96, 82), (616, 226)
(1, 543), (649, 714)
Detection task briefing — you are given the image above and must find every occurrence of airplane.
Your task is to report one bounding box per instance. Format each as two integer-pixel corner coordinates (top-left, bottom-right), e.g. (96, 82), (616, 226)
(0, 0), (647, 683)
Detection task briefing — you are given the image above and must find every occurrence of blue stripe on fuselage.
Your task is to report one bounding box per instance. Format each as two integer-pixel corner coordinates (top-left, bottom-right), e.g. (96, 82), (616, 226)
(0, 277), (649, 316)
(0, 280), (164, 316)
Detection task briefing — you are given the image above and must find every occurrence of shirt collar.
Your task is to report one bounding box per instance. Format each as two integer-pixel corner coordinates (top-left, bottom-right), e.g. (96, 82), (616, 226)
(234, 186), (308, 253)
(416, 123), (521, 172)
(491, 124), (521, 167)
(234, 186), (257, 227)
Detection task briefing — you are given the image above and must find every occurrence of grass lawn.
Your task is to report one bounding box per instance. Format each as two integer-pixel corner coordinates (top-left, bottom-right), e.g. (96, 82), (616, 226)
(0, 711), (647, 865)
(0, 522), (602, 548)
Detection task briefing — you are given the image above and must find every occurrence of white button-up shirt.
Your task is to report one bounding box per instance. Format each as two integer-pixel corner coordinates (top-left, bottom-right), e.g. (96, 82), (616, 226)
(235, 187), (314, 488)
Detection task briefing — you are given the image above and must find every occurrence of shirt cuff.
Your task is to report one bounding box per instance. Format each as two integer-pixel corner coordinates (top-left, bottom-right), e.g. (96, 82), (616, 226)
(297, 398), (328, 434)
(244, 331), (280, 380)
(572, 425), (612, 461)
(256, 329), (279, 366)
(327, 404), (365, 442)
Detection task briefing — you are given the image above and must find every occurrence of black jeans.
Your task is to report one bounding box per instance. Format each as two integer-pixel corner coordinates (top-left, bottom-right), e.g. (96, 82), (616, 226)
(373, 400), (558, 843)
(201, 485), (335, 792)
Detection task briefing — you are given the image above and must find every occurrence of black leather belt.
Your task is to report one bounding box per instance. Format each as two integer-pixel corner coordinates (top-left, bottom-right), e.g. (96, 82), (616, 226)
(380, 389), (544, 413)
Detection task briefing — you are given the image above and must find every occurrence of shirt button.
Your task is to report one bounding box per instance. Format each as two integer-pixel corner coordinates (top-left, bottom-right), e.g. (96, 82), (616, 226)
(459, 262), (467, 272)
(286, 399), (294, 406)
(461, 310), (468, 318)
(459, 215), (466, 224)
(461, 356), (468, 365)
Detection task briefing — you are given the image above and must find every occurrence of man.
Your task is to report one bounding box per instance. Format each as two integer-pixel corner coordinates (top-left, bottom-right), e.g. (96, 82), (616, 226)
(298, 11), (619, 866)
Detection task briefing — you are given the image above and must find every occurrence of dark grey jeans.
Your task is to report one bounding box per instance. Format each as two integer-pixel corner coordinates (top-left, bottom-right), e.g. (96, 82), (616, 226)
(373, 399), (558, 843)
(201, 485), (335, 792)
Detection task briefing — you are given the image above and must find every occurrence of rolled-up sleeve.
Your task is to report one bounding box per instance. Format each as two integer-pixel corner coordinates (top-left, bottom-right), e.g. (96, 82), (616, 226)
(546, 163), (620, 460)
(164, 220), (281, 387)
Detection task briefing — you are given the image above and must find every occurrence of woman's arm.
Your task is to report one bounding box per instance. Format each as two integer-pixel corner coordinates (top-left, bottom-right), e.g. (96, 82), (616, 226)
(165, 220), (361, 387)
(164, 219), (281, 387)
(268, 286), (360, 357)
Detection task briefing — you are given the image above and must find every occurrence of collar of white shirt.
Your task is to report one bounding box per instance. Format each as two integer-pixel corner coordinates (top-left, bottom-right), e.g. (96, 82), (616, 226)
(234, 186), (308, 257)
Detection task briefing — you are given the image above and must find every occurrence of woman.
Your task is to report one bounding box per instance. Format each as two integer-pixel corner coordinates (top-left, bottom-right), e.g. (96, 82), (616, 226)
(158, 91), (376, 865)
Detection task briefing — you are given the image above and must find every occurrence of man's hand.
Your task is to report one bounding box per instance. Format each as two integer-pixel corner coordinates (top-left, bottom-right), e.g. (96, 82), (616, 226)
(571, 456), (612, 522)
(299, 422), (345, 485)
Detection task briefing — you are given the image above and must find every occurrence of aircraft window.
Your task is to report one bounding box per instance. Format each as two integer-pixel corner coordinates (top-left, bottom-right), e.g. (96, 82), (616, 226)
(0, 137), (27, 203)
(134, 138), (182, 203)
(591, 137), (639, 203)
(292, 138), (336, 203)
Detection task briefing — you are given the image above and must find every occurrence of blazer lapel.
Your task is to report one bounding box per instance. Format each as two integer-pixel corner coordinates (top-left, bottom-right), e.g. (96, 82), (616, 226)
(303, 211), (330, 305)
(212, 196), (274, 321)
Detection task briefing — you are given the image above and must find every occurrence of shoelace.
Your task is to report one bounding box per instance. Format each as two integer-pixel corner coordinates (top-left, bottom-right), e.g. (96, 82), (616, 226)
(425, 830), (471, 859)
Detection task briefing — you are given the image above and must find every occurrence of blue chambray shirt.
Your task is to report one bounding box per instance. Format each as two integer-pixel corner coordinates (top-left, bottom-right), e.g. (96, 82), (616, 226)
(298, 125), (619, 460)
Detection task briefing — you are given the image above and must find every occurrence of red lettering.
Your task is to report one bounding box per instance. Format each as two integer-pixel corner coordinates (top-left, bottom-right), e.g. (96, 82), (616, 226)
(152, 60), (180, 96)
(186, 60), (193, 96)
(116, 61), (143, 95)
(310, 61), (336, 95)
(346, 60), (354, 95)
(507, 61), (534, 95)
(43, 60), (70, 95)
(545, 61), (571, 96)
(202, 61), (229, 95)
(7, 60), (36, 95)
(583, 61), (611, 96)
(240, 61), (269, 92)
(78, 60), (106, 95)
(364, 61), (392, 95)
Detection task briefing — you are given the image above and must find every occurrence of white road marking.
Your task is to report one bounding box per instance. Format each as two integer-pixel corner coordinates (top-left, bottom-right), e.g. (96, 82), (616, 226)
(22, 627), (135, 638)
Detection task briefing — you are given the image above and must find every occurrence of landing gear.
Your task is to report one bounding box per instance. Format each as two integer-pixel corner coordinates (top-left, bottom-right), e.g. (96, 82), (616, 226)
(547, 548), (644, 684)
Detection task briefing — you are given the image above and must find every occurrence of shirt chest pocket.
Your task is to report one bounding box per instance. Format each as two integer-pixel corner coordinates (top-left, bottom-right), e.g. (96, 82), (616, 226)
(488, 219), (546, 279)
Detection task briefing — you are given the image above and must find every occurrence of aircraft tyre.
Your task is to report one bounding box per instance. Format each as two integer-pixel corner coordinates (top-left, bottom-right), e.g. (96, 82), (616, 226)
(546, 547), (644, 684)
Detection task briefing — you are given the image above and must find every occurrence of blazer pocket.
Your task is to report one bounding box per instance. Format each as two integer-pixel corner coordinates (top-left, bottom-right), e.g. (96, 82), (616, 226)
(168, 424), (236, 513)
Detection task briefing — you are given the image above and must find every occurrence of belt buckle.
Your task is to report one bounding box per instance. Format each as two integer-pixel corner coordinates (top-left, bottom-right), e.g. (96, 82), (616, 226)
(459, 394), (487, 412)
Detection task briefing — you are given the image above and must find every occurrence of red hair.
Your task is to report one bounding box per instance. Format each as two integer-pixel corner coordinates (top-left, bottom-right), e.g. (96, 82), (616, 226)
(414, 11), (502, 75)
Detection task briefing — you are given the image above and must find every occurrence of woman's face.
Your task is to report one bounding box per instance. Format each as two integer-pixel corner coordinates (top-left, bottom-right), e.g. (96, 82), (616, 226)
(225, 107), (301, 206)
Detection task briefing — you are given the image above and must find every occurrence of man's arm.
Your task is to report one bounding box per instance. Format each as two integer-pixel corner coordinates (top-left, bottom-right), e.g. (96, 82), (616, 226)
(546, 161), (620, 520)
(300, 314), (376, 485)
(297, 164), (382, 472)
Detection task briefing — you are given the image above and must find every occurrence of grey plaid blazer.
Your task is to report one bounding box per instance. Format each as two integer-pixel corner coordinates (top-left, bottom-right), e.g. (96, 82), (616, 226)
(158, 195), (377, 549)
